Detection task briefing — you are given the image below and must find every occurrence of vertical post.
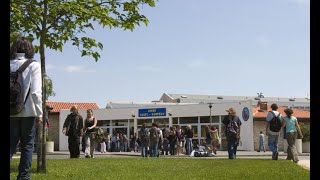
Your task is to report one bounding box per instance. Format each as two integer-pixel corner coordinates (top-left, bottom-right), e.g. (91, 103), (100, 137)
(41, 108), (47, 172)
(209, 103), (212, 126)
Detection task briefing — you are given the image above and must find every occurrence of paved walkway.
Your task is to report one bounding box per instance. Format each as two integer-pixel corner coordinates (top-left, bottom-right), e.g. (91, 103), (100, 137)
(13, 150), (310, 170)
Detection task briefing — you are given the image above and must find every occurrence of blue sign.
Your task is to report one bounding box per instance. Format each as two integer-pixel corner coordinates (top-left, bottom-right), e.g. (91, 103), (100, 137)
(138, 108), (166, 117)
(242, 107), (250, 121)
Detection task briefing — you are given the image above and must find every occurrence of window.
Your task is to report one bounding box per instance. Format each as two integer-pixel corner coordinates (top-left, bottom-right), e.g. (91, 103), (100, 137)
(180, 117), (198, 124)
(200, 116), (219, 123)
(111, 119), (128, 126)
(153, 118), (169, 126)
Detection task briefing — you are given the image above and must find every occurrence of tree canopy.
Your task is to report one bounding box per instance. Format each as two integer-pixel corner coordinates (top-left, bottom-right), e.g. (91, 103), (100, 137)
(10, 0), (156, 61)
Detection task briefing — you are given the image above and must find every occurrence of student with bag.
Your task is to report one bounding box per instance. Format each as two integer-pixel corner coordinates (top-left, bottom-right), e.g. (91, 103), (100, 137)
(10, 36), (43, 180)
(265, 103), (283, 160)
(223, 108), (242, 159)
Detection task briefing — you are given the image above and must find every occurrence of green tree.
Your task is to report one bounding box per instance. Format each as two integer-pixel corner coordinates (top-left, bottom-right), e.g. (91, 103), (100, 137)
(10, 0), (156, 173)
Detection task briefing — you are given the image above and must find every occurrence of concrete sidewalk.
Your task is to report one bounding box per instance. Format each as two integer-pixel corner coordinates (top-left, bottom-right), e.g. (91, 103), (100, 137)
(13, 150), (310, 170)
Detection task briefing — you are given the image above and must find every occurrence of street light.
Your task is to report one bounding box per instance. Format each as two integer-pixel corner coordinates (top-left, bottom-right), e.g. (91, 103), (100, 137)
(208, 103), (213, 125)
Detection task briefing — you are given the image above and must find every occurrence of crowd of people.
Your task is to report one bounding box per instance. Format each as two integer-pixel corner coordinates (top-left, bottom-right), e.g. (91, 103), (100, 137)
(61, 103), (303, 163)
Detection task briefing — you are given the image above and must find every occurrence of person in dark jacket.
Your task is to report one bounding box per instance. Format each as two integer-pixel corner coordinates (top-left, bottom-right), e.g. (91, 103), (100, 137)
(63, 105), (84, 158)
(185, 125), (194, 155)
(222, 108), (242, 159)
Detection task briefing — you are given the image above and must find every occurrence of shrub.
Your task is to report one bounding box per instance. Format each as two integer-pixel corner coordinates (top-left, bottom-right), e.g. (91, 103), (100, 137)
(299, 123), (310, 142)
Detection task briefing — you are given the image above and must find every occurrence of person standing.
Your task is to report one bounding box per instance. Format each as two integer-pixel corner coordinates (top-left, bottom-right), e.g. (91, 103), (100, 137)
(265, 103), (282, 160)
(83, 109), (97, 158)
(257, 131), (265, 152)
(223, 108), (242, 159)
(149, 122), (161, 157)
(138, 123), (149, 157)
(184, 125), (194, 155)
(210, 126), (220, 155)
(105, 133), (111, 152)
(204, 125), (212, 154)
(63, 105), (84, 158)
(100, 135), (107, 153)
(10, 36), (43, 180)
(282, 108), (303, 163)
(62, 105), (83, 158)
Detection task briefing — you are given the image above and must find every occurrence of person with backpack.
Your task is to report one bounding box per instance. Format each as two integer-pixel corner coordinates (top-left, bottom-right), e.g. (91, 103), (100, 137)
(265, 103), (283, 160)
(138, 123), (149, 157)
(282, 108), (303, 163)
(223, 108), (242, 159)
(83, 109), (97, 158)
(10, 36), (43, 180)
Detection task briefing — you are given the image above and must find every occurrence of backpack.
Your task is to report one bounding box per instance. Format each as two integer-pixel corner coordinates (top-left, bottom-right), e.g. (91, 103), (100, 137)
(10, 60), (35, 115)
(269, 111), (282, 132)
(139, 128), (149, 143)
(226, 117), (239, 139)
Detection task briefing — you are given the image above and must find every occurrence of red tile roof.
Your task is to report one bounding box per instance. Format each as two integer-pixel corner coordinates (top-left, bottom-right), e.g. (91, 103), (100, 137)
(46, 102), (100, 113)
(252, 106), (309, 118)
(46, 102), (309, 119)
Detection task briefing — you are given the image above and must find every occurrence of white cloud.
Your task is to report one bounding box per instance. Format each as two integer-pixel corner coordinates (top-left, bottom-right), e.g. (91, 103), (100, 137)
(63, 65), (95, 73)
(186, 59), (206, 68)
(136, 65), (162, 72)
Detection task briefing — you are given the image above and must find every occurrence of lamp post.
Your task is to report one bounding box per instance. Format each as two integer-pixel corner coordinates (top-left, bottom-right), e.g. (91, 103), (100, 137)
(208, 103), (213, 125)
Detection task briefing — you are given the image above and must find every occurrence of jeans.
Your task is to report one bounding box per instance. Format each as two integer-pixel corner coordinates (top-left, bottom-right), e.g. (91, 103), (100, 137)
(84, 133), (96, 157)
(134, 142), (139, 152)
(141, 143), (148, 157)
(267, 134), (279, 153)
(150, 143), (158, 157)
(106, 141), (111, 152)
(227, 139), (238, 159)
(10, 117), (36, 180)
(185, 138), (193, 155)
(259, 140), (265, 151)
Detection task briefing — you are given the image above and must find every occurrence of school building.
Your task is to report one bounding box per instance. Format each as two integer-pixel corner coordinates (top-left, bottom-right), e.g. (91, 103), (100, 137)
(46, 93), (310, 152)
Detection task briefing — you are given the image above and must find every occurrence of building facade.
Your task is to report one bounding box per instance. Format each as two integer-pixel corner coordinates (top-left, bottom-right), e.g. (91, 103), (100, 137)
(59, 101), (254, 151)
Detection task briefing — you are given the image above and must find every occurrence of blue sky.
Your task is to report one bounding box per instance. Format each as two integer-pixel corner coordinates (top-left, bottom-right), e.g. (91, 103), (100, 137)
(34, 0), (310, 108)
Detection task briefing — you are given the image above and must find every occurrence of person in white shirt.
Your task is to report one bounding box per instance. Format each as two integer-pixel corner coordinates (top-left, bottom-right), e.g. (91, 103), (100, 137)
(10, 36), (43, 180)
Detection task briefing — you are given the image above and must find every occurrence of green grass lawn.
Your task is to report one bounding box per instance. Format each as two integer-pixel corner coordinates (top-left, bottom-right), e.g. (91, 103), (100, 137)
(10, 158), (309, 180)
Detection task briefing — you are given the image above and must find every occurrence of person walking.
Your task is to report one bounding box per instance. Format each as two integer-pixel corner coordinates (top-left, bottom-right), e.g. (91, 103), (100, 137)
(265, 103), (282, 160)
(282, 108), (303, 163)
(257, 131), (265, 152)
(83, 109), (97, 158)
(10, 36), (43, 180)
(63, 105), (84, 158)
(223, 108), (242, 159)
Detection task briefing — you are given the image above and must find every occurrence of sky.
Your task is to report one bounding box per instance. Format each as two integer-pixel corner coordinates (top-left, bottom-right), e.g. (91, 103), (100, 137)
(34, 0), (310, 108)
